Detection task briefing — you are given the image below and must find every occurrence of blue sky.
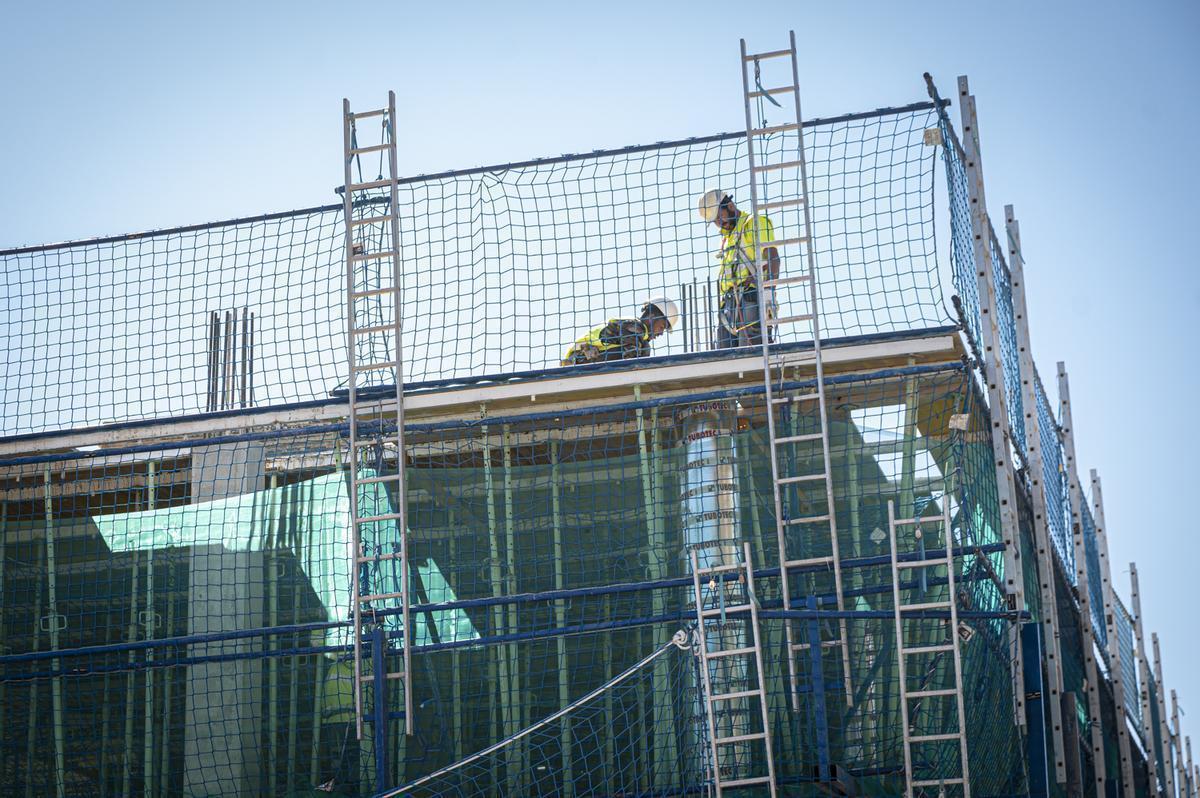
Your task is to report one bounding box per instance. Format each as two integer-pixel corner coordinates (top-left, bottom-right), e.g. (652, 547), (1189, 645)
(2, 0), (1198, 745)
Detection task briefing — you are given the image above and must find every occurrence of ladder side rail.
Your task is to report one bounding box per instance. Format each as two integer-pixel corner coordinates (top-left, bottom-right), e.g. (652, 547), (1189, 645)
(785, 31), (852, 703)
(742, 542), (778, 798)
(739, 36), (801, 712)
(1173, 691), (1187, 798)
(940, 506), (973, 798)
(1153, 634), (1177, 798)
(1057, 362), (1107, 790)
(1130, 564), (1163, 795)
(887, 501), (915, 798)
(1006, 206), (1070, 779)
(956, 76), (1027, 733)
(341, 98), (367, 742)
(1091, 470), (1137, 795)
(384, 90), (415, 737)
(690, 550), (728, 797)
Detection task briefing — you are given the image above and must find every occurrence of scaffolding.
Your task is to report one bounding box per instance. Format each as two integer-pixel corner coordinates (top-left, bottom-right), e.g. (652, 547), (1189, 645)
(0, 39), (1194, 798)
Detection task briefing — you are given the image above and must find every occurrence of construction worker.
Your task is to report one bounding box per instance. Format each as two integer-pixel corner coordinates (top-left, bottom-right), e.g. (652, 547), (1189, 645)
(698, 189), (780, 349)
(561, 298), (679, 366)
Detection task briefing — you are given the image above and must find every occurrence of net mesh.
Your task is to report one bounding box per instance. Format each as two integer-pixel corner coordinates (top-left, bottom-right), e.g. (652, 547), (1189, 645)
(0, 106), (948, 438)
(0, 365), (1029, 797)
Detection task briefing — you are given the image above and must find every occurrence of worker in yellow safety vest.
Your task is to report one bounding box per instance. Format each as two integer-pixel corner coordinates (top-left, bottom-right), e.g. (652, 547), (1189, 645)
(561, 297), (680, 366)
(698, 189), (780, 349)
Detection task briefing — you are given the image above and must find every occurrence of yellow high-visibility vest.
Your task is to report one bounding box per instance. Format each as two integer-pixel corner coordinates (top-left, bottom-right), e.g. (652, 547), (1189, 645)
(562, 319), (649, 365)
(716, 211), (775, 295)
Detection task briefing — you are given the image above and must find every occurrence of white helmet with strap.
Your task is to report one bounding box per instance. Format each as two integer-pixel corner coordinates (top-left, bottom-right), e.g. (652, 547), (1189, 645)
(698, 189), (729, 223)
(641, 297), (680, 331)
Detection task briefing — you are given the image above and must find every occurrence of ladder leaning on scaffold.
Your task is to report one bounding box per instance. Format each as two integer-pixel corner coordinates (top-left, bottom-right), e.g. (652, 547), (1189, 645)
(887, 500), (971, 798)
(341, 92), (414, 741)
(690, 542), (778, 797)
(739, 32), (853, 710)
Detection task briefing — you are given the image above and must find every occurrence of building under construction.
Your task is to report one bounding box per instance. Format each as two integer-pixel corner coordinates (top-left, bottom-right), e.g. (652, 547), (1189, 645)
(0, 35), (1195, 798)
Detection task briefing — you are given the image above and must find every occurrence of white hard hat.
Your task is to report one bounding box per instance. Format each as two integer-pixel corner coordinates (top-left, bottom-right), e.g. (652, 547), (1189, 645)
(642, 297), (680, 331)
(698, 189), (728, 223)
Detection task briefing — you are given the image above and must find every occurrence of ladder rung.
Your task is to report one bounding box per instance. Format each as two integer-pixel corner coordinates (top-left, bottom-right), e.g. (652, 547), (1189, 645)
(694, 563), (744, 576)
(351, 323), (400, 337)
(766, 313), (813, 327)
(348, 178), (394, 192)
(893, 517), (935, 526)
(771, 236), (810, 248)
(349, 214), (396, 227)
(901, 643), (956, 655)
(709, 689), (762, 702)
(784, 514), (831, 527)
(907, 688), (958, 698)
(705, 646), (757, 660)
(360, 591), (404, 602)
(351, 250), (397, 263)
(777, 473), (827, 486)
(913, 778), (965, 787)
(351, 286), (399, 299)
(909, 733), (961, 743)
(351, 108), (388, 120)
(748, 85), (795, 99)
(350, 438), (394, 449)
(356, 473), (403, 485)
(353, 360), (397, 372)
(753, 159), (804, 173)
(356, 551), (405, 563)
(744, 49), (791, 62)
(359, 670), (407, 682)
(895, 558), (949, 569)
(772, 392), (821, 405)
(714, 732), (768, 746)
(355, 513), (405, 524)
(758, 197), (806, 211)
(350, 142), (390, 156)
(750, 122), (801, 136)
(763, 274), (811, 288)
(783, 555), (834, 568)
(701, 604), (753, 618)
(722, 776), (774, 788)
(775, 432), (822, 445)
(899, 601), (953, 611)
(792, 640), (842, 651)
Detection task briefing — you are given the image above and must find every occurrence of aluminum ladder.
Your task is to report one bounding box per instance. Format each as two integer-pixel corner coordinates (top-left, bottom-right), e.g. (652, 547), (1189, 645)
(689, 541), (778, 797)
(740, 33), (852, 710)
(887, 500), (971, 798)
(341, 92), (413, 741)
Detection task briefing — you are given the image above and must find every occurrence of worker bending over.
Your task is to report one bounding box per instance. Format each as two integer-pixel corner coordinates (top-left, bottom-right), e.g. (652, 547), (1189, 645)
(698, 189), (779, 349)
(562, 297), (679, 366)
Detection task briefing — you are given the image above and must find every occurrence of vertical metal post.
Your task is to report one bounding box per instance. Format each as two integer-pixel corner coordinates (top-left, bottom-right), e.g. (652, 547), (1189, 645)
(42, 466), (66, 798)
(160, 553), (175, 794)
(501, 424), (524, 784)
(633, 388), (654, 790)
(1153, 634), (1177, 798)
(25, 513), (42, 798)
(1130, 563), (1162, 795)
(287, 516), (302, 793)
(1173, 692), (1187, 798)
(550, 438), (573, 796)
(142, 462), (156, 798)
(956, 75), (1026, 729)
(1006, 205), (1068, 774)
(0, 501), (6, 778)
(372, 625), (389, 793)
(1057, 363), (1106, 790)
(482, 421), (506, 792)
(267, 472), (279, 797)
(1022, 622), (1051, 798)
(1062, 691), (1085, 798)
(1090, 470), (1136, 796)
(806, 595), (831, 782)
